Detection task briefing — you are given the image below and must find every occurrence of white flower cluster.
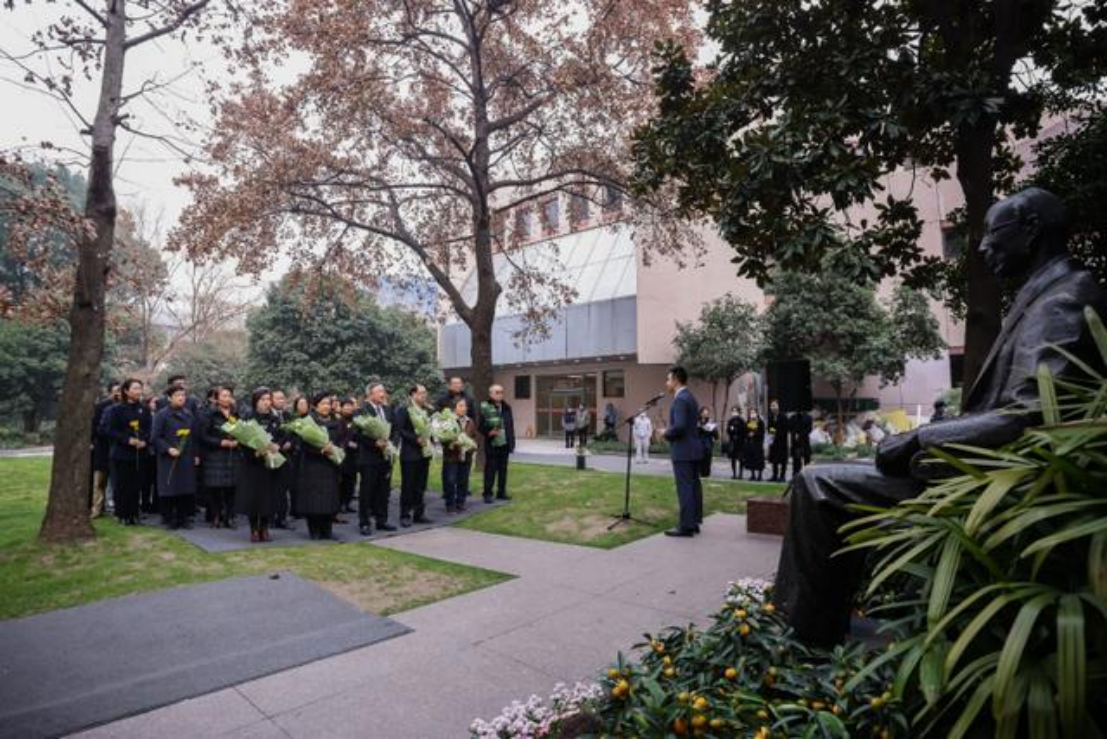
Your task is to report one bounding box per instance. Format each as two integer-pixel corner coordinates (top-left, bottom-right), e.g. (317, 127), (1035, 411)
(469, 681), (603, 739)
(723, 577), (772, 606)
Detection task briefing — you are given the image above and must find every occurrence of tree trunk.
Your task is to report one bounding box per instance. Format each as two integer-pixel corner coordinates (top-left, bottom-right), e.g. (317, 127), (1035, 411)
(39, 2), (127, 543)
(955, 119), (1003, 387)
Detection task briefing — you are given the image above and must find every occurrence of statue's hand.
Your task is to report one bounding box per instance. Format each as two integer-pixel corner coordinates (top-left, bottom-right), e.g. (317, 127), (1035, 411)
(875, 429), (920, 477)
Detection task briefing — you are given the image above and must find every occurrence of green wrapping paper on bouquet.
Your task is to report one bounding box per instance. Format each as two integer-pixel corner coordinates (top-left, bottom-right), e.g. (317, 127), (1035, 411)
(431, 408), (477, 455)
(221, 418), (287, 469)
(481, 401), (508, 447)
(281, 415), (345, 466)
(407, 405), (434, 458)
(352, 413), (398, 461)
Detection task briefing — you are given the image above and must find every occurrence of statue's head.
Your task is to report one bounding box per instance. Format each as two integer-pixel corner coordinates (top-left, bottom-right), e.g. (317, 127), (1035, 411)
(979, 187), (1069, 278)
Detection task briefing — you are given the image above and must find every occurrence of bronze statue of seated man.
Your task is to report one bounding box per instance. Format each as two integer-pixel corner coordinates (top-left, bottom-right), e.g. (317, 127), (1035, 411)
(772, 187), (1106, 647)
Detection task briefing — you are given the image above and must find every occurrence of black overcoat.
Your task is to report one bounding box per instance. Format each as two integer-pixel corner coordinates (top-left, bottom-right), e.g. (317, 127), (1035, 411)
(766, 411), (790, 464)
(294, 412), (341, 516)
(151, 406), (199, 497)
(236, 410), (281, 517)
(200, 407), (239, 489)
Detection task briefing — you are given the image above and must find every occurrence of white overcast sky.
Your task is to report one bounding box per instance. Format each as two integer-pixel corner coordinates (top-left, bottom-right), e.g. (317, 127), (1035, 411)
(0, 4), (282, 300)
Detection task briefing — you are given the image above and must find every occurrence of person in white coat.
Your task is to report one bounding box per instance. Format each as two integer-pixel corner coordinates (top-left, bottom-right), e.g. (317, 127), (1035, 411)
(632, 412), (654, 463)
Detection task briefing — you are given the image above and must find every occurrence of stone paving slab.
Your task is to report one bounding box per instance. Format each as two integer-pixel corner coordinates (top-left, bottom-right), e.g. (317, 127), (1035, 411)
(0, 574), (409, 739)
(71, 514), (783, 739)
(169, 494), (508, 553)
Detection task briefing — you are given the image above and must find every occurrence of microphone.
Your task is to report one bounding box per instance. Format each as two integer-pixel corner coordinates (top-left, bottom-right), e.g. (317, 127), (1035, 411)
(644, 392), (666, 406)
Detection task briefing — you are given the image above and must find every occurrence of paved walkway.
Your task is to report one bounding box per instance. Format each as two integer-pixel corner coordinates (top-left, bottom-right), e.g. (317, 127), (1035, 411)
(514, 438), (785, 485)
(73, 515), (782, 739)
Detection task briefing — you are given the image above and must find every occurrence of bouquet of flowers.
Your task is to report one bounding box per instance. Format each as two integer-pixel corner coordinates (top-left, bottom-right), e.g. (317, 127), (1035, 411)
(481, 401), (508, 447)
(167, 427), (191, 484)
(408, 404), (434, 458)
(431, 408), (477, 455)
(222, 418), (287, 469)
(352, 413), (398, 461)
(282, 416), (344, 466)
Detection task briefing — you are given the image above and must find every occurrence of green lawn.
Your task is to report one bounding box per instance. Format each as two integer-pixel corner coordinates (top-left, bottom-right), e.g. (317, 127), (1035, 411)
(457, 460), (785, 548)
(0, 456), (783, 621)
(0, 457), (510, 621)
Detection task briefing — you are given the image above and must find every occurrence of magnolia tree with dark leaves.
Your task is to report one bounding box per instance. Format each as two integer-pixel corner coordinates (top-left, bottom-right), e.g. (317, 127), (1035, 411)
(633, 0), (1105, 388)
(1, 0), (236, 542)
(172, 0), (701, 408)
(763, 271), (945, 442)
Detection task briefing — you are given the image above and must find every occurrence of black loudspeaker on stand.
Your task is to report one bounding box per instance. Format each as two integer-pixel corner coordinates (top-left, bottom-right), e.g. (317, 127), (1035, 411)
(608, 391), (666, 531)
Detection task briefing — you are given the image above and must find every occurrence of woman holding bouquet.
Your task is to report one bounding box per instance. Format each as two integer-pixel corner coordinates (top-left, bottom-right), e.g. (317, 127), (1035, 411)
(105, 378), (151, 525)
(441, 398), (478, 513)
(236, 387), (282, 542)
(295, 392), (342, 540)
(200, 386), (239, 529)
(150, 385), (199, 529)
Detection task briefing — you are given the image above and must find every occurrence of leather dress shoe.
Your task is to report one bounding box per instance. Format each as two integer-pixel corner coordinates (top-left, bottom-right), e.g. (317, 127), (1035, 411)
(664, 528), (696, 538)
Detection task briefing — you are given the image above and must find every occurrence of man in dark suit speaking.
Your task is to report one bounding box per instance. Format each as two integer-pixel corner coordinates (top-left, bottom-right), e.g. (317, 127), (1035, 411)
(663, 365), (704, 537)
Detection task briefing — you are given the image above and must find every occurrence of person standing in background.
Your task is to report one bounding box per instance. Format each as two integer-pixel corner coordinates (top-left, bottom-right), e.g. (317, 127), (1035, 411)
(789, 409), (814, 478)
(561, 406), (577, 448)
(436, 377), (477, 502)
(354, 382), (397, 536)
(603, 402), (618, 440)
(742, 407), (766, 482)
(150, 385), (199, 530)
(337, 397), (359, 516)
(697, 406), (718, 478)
(296, 392), (343, 540)
(236, 387), (282, 543)
(442, 398), (478, 513)
(90, 380), (121, 518)
(725, 406), (746, 480)
(394, 385), (433, 527)
(200, 386), (239, 529)
(270, 389), (296, 530)
(576, 404), (591, 447)
(766, 399), (790, 482)
(662, 366), (703, 537)
(632, 412), (653, 463)
(480, 384), (516, 503)
(139, 393), (160, 515)
(104, 379), (150, 526)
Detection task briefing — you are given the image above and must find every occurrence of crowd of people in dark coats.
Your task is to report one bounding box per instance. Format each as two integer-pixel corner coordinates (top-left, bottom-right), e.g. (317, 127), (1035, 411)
(720, 399), (813, 482)
(89, 374), (516, 543)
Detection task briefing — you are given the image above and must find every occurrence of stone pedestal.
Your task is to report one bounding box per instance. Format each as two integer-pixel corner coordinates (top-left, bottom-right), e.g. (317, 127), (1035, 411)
(746, 496), (789, 536)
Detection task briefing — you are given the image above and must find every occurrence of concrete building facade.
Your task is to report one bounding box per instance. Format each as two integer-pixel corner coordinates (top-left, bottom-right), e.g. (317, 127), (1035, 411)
(438, 115), (1070, 439)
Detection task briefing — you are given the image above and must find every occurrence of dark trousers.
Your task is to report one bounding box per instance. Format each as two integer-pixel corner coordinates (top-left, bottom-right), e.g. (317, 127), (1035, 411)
(442, 461), (471, 507)
(273, 474), (290, 522)
(773, 464), (921, 646)
(791, 449), (812, 478)
(483, 448), (510, 499)
(159, 495), (193, 526)
(577, 428), (588, 446)
(139, 457), (157, 513)
(340, 468), (357, 510)
(772, 461), (788, 481)
(110, 459), (142, 521)
(207, 486), (235, 524)
(671, 460), (702, 531)
(306, 514), (333, 539)
(400, 458), (430, 518)
(564, 430), (575, 448)
(358, 463), (391, 526)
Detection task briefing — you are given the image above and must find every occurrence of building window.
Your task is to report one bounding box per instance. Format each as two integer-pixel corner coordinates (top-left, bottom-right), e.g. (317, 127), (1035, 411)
(569, 193), (590, 230)
(514, 208), (533, 242)
(941, 221), (965, 260)
(602, 370), (625, 398)
(540, 198), (560, 235)
(601, 185), (623, 215)
(514, 375), (532, 399)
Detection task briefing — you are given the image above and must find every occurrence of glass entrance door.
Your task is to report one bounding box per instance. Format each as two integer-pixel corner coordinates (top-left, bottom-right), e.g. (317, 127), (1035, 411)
(536, 373), (598, 437)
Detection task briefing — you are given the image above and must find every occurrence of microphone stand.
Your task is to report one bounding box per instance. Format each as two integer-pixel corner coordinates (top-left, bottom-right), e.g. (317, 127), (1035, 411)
(608, 393), (665, 531)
